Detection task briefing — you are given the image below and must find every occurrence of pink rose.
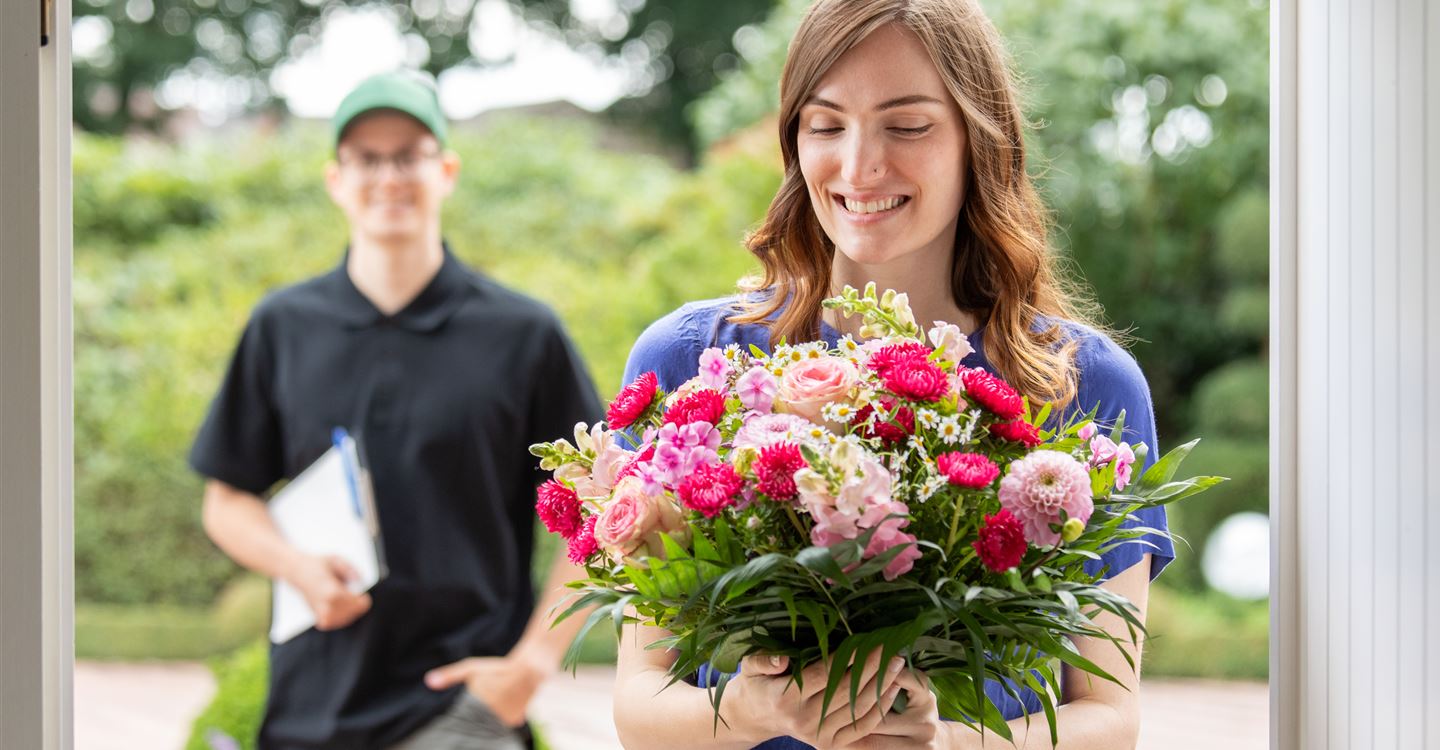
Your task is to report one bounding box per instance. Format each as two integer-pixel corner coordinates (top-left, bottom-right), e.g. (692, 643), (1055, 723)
(593, 477), (688, 558)
(776, 357), (858, 425)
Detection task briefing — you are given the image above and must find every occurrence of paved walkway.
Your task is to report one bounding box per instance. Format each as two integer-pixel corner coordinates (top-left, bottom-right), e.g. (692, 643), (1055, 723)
(75, 662), (1266, 749)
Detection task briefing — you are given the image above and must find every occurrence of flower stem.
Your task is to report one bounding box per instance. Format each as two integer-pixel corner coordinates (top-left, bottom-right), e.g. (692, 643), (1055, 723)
(784, 505), (808, 541)
(944, 494), (966, 556)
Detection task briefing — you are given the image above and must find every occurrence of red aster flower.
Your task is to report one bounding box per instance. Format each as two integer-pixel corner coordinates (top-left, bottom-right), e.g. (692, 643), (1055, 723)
(935, 452), (1001, 489)
(973, 510), (1027, 572)
(663, 388), (727, 427)
(866, 341), (931, 375)
(851, 397), (916, 444)
(536, 480), (583, 538)
(677, 462), (744, 518)
(567, 516), (599, 564)
(960, 368), (1025, 420)
(990, 419), (1042, 447)
(753, 442), (806, 501)
(882, 358), (950, 402)
(608, 371), (659, 429)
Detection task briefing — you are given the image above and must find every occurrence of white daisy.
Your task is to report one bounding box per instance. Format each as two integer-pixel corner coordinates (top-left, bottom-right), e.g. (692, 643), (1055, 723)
(937, 415), (962, 445)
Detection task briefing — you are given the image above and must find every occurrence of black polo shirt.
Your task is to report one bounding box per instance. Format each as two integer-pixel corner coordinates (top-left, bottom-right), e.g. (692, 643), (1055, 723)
(189, 247), (602, 749)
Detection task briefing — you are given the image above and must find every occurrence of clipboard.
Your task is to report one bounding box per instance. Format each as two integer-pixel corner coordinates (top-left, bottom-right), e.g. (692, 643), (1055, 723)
(266, 428), (386, 643)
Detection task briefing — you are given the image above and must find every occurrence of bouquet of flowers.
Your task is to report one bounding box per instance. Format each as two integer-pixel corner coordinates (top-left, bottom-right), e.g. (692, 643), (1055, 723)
(530, 284), (1223, 743)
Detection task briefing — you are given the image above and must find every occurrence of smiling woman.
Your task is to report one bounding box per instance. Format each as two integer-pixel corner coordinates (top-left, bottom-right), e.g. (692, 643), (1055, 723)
(611, 1), (1170, 748)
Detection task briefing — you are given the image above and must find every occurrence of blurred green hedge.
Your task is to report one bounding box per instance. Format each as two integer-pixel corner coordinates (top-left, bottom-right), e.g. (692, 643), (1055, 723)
(75, 117), (773, 606)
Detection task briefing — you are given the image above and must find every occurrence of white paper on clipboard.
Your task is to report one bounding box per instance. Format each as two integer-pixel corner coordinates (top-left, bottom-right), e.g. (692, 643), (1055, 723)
(267, 429), (384, 644)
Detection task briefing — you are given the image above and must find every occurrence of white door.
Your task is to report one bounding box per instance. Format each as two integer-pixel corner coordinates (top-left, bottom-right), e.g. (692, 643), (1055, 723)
(0, 1), (74, 748)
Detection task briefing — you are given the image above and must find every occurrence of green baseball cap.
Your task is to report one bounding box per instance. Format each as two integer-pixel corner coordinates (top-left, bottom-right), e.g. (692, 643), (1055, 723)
(332, 71), (449, 149)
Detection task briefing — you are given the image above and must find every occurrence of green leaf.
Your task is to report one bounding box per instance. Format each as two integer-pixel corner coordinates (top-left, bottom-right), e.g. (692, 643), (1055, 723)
(1107, 409), (1128, 444)
(1135, 438), (1201, 491)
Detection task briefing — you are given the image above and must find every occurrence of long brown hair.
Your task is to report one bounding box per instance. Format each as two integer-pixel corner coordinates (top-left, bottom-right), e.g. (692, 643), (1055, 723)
(734, 0), (1107, 409)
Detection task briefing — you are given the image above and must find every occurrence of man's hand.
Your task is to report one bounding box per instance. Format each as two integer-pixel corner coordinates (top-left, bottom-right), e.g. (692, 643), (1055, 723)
(285, 554), (372, 631)
(423, 655), (547, 727)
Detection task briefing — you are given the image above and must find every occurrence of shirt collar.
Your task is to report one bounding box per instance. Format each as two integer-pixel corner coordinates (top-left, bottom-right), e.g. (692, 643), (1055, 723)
(328, 242), (472, 333)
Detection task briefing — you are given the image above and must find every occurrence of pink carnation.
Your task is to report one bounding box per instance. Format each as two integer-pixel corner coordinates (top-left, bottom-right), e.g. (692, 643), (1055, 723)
(753, 442), (806, 500)
(567, 516), (599, 564)
(608, 372), (658, 430)
(960, 368), (1025, 420)
(997, 451), (1094, 546)
(882, 358), (950, 402)
(677, 462), (744, 517)
(663, 388), (727, 427)
(536, 480), (583, 538)
(935, 452), (1001, 489)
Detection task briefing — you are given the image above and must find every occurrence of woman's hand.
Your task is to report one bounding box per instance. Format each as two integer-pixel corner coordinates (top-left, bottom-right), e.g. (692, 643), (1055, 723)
(726, 650), (908, 749)
(842, 668), (948, 750)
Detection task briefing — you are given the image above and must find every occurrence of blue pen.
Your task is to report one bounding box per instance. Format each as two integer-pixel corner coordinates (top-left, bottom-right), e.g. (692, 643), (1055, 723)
(332, 427), (364, 518)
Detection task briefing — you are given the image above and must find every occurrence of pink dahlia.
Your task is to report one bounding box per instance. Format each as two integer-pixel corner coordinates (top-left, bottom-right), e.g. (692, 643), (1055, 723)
(882, 358), (950, 402)
(536, 480), (583, 538)
(567, 515), (599, 564)
(677, 462), (744, 517)
(972, 510), (1027, 572)
(663, 388), (727, 427)
(753, 442), (806, 500)
(960, 368), (1025, 420)
(990, 419), (1042, 447)
(608, 372), (659, 429)
(733, 413), (814, 450)
(851, 398), (915, 444)
(997, 451), (1094, 546)
(866, 341), (931, 375)
(935, 452), (1001, 489)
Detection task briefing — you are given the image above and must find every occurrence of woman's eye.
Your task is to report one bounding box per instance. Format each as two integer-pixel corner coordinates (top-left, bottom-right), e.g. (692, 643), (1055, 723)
(891, 125), (934, 136)
(807, 126), (843, 135)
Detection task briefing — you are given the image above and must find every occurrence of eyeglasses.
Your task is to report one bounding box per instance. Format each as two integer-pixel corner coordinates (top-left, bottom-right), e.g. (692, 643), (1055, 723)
(337, 149), (442, 180)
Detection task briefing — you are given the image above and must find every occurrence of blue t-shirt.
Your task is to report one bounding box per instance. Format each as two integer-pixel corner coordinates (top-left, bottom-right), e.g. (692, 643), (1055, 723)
(621, 295), (1174, 748)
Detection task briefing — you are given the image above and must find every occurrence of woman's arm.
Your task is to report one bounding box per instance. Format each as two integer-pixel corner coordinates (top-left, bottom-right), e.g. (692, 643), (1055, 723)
(614, 619), (909, 750)
(848, 555), (1153, 750)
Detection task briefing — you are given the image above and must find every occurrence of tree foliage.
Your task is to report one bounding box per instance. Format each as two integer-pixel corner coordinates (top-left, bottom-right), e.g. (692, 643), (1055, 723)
(75, 0), (778, 147)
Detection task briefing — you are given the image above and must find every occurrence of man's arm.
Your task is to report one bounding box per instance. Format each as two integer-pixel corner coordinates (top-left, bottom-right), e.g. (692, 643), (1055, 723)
(201, 478), (372, 631)
(422, 545), (591, 726)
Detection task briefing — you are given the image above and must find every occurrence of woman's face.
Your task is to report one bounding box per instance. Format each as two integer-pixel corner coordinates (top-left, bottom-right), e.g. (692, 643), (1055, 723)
(797, 23), (969, 269)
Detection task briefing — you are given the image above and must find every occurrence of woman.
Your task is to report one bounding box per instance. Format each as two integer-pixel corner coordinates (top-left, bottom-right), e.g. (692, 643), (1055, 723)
(613, 0), (1173, 747)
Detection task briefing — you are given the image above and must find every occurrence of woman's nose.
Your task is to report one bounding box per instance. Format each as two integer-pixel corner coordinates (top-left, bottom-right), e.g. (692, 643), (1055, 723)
(839, 130), (887, 186)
